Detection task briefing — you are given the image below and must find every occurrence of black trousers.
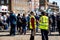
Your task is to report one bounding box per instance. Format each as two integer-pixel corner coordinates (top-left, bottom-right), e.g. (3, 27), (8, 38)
(57, 23), (60, 35)
(30, 29), (35, 40)
(41, 29), (48, 40)
(10, 24), (16, 35)
(57, 27), (60, 34)
(52, 23), (55, 31)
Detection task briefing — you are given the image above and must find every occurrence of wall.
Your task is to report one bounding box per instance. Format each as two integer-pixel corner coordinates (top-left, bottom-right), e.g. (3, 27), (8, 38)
(11, 0), (29, 14)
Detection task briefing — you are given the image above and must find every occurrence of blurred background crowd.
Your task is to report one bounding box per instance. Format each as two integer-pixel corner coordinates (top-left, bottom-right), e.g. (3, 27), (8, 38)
(0, 10), (60, 35)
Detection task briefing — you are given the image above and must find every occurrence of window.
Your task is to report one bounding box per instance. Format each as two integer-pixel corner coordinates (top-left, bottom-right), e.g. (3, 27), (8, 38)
(16, 0), (18, 4)
(1, 0), (4, 4)
(17, 0), (20, 3)
(15, 0), (20, 4)
(40, 0), (45, 4)
(28, 0), (31, 2)
(7, 0), (9, 4)
(47, 0), (49, 2)
(14, 0), (15, 3)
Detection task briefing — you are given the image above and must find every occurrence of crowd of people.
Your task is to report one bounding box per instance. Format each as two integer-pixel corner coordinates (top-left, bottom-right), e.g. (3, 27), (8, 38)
(0, 13), (9, 30)
(0, 11), (60, 40)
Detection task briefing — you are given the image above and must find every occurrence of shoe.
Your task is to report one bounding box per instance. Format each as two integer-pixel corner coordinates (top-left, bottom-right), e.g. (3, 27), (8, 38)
(59, 34), (60, 36)
(30, 36), (34, 40)
(10, 34), (15, 36)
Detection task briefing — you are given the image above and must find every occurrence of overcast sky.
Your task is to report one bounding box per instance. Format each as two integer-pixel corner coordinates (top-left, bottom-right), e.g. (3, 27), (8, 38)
(49, 0), (60, 8)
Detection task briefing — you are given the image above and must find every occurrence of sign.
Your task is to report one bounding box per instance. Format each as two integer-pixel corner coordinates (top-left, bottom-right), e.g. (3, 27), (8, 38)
(0, 5), (9, 12)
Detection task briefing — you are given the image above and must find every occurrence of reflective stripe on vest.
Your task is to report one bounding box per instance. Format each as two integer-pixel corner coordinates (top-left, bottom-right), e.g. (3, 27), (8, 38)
(30, 16), (36, 29)
(39, 16), (49, 30)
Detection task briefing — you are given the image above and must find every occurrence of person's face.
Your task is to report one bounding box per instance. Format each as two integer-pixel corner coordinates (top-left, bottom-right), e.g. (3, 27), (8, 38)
(23, 14), (25, 17)
(32, 13), (34, 15)
(44, 13), (46, 16)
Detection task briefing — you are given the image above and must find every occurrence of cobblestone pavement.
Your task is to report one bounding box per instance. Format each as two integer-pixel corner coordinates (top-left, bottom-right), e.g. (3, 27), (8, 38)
(0, 32), (60, 40)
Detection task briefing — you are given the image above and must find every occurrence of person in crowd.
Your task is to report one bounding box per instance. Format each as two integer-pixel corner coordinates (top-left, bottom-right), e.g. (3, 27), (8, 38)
(51, 14), (55, 32)
(27, 14), (30, 30)
(9, 11), (17, 36)
(0, 13), (4, 30)
(35, 14), (39, 32)
(56, 13), (60, 35)
(3, 13), (8, 30)
(48, 14), (52, 35)
(17, 14), (22, 34)
(22, 14), (27, 35)
(6, 13), (10, 28)
(30, 11), (36, 40)
(39, 12), (49, 40)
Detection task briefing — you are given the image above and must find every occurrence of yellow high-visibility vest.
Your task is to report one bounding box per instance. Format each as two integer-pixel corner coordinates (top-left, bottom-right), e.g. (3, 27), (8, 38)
(39, 16), (49, 30)
(30, 15), (36, 29)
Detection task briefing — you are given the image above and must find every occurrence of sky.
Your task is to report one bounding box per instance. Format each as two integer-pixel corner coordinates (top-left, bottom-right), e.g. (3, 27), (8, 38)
(49, 0), (60, 8)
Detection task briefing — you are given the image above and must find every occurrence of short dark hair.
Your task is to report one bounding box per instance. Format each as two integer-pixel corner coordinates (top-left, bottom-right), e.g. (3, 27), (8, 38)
(10, 10), (13, 13)
(30, 11), (34, 15)
(18, 14), (20, 16)
(41, 11), (46, 15)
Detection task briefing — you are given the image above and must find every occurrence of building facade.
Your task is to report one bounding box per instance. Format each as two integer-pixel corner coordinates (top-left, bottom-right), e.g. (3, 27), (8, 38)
(28, 0), (39, 12)
(48, 2), (59, 12)
(39, 0), (59, 12)
(0, 0), (29, 13)
(39, 0), (49, 10)
(11, 0), (29, 14)
(0, 0), (59, 14)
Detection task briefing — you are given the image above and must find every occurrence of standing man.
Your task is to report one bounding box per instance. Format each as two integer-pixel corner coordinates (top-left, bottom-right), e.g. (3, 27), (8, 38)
(30, 11), (36, 40)
(9, 11), (17, 36)
(51, 14), (55, 32)
(56, 13), (60, 35)
(39, 12), (49, 40)
(22, 14), (27, 35)
(35, 14), (39, 32)
(17, 14), (22, 34)
(27, 14), (30, 30)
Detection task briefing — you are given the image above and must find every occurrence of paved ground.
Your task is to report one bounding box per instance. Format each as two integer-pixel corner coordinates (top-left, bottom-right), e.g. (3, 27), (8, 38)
(0, 32), (60, 40)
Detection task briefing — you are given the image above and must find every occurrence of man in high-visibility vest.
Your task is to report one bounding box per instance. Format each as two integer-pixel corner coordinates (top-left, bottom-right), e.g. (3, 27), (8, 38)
(30, 11), (36, 40)
(39, 12), (49, 40)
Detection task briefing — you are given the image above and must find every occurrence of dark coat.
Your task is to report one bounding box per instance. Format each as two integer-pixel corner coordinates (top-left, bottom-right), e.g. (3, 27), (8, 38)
(17, 16), (22, 26)
(22, 16), (27, 25)
(56, 15), (60, 27)
(9, 13), (17, 25)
